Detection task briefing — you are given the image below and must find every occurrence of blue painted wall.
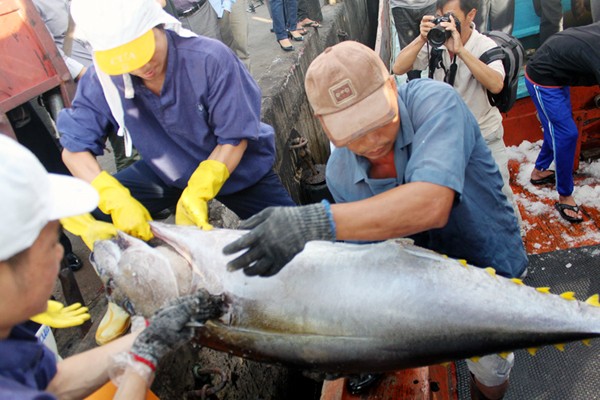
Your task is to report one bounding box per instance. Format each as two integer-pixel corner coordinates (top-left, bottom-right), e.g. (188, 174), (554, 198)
(514, 0), (572, 39)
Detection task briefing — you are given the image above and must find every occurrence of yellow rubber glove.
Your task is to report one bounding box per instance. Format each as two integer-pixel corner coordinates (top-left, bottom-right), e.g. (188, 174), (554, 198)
(61, 213), (118, 250)
(175, 160), (230, 230)
(91, 171), (153, 240)
(31, 300), (91, 328)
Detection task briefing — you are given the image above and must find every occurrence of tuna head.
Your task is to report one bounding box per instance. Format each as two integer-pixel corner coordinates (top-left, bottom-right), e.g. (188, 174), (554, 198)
(91, 231), (194, 318)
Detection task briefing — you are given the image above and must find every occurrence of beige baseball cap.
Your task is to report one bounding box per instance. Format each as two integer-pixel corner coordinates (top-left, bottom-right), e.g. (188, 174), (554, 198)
(0, 135), (98, 260)
(305, 41), (397, 147)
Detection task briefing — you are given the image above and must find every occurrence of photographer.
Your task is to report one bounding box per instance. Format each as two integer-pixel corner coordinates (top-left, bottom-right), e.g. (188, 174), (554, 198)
(393, 0), (521, 226)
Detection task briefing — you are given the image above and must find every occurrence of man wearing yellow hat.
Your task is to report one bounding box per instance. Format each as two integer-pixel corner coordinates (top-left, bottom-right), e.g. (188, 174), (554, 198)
(57, 0), (294, 344)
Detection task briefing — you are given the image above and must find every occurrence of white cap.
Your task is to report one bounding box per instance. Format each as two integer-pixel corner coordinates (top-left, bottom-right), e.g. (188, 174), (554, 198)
(0, 135), (99, 260)
(70, 0), (179, 74)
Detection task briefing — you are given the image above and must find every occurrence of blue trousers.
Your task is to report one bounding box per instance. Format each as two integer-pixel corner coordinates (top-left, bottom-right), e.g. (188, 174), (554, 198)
(525, 79), (578, 197)
(270, 0), (298, 40)
(95, 160), (295, 221)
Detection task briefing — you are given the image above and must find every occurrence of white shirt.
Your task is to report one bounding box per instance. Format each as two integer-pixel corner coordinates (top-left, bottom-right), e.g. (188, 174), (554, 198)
(413, 26), (505, 141)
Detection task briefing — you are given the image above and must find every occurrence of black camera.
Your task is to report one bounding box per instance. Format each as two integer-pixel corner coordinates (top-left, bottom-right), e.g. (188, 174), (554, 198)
(427, 12), (461, 48)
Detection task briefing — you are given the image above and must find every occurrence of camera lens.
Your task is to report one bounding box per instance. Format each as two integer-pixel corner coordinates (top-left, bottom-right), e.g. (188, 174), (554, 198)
(427, 26), (448, 47)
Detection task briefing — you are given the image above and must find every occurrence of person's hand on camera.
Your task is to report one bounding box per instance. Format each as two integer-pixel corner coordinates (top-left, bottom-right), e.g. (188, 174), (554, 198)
(419, 15), (436, 41)
(440, 14), (463, 54)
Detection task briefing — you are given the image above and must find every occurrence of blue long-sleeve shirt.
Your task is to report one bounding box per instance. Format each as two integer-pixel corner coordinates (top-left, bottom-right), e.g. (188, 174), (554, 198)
(58, 30), (275, 194)
(0, 323), (57, 400)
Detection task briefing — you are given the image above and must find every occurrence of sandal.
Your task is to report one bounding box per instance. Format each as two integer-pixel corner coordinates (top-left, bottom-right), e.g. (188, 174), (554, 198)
(530, 170), (555, 185)
(554, 202), (584, 223)
(300, 19), (322, 28)
(295, 25), (308, 34)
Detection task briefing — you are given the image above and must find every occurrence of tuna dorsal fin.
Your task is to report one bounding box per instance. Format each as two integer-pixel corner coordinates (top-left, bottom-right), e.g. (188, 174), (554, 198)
(484, 267), (497, 277)
(469, 356), (481, 362)
(554, 343), (566, 351)
(582, 339), (592, 347)
(458, 259), (468, 268)
(498, 352), (510, 359)
(510, 278), (524, 285)
(527, 347), (538, 356)
(536, 287), (551, 294)
(585, 294), (600, 307)
(560, 291), (576, 301)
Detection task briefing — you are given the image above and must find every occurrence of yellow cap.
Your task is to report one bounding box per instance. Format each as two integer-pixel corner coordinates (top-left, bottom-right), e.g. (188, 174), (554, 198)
(94, 29), (156, 75)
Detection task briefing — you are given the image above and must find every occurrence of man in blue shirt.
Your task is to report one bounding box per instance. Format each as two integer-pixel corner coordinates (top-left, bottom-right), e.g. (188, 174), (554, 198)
(224, 41), (527, 399)
(58, 0), (293, 244)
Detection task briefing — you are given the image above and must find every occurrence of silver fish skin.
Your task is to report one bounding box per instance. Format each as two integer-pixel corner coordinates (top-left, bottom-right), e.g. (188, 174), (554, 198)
(90, 221), (600, 374)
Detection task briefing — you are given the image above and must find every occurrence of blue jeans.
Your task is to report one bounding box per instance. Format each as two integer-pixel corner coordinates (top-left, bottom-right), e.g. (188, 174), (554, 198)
(94, 159), (295, 221)
(526, 79), (578, 197)
(271, 0), (298, 40)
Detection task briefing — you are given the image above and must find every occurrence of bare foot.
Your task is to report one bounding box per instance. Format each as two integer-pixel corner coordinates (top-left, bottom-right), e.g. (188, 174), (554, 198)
(530, 168), (554, 181)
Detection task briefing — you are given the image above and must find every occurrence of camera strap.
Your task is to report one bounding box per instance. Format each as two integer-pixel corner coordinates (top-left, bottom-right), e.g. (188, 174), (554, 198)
(428, 46), (458, 87)
(445, 56), (458, 86)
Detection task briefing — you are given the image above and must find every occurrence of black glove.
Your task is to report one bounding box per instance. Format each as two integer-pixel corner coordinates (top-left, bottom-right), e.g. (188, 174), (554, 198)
(130, 289), (224, 369)
(223, 201), (336, 277)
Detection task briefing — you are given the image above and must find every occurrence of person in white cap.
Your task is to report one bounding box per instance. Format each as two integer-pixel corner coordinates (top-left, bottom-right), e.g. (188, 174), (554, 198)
(223, 41), (527, 399)
(0, 134), (223, 399)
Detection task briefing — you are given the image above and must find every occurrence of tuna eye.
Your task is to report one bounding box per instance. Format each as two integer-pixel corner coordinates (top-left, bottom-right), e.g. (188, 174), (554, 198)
(122, 299), (136, 315)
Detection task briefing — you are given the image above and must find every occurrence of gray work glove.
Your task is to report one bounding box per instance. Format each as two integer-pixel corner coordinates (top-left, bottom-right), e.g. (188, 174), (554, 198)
(130, 289), (224, 369)
(223, 200), (336, 277)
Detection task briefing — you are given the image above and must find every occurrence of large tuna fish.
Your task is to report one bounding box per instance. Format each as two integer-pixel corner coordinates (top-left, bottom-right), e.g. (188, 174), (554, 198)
(90, 222), (600, 374)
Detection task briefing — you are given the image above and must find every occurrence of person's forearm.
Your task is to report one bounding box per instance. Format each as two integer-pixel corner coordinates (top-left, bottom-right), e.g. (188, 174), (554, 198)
(62, 148), (103, 182)
(392, 36), (427, 75)
(207, 140), (248, 173)
(47, 333), (138, 400)
(114, 368), (152, 400)
(457, 49), (504, 94)
(331, 182), (455, 241)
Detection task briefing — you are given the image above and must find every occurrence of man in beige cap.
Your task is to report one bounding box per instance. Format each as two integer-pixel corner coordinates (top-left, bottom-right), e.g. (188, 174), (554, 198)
(224, 41), (527, 399)
(0, 135), (222, 399)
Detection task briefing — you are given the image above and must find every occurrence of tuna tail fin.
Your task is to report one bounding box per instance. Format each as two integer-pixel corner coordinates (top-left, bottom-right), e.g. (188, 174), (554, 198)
(585, 294), (600, 307)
